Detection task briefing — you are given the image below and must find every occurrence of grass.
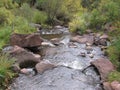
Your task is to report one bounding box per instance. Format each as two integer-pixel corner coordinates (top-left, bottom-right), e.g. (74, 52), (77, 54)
(107, 71), (120, 82)
(0, 53), (15, 89)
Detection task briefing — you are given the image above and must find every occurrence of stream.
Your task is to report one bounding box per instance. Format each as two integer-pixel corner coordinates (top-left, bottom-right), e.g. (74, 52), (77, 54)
(10, 27), (105, 90)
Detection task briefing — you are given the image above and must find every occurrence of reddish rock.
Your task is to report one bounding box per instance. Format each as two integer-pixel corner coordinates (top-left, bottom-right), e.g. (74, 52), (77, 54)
(100, 34), (109, 40)
(103, 82), (112, 90)
(10, 33), (43, 47)
(111, 81), (120, 90)
(9, 46), (41, 65)
(91, 58), (115, 81)
(70, 35), (94, 45)
(20, 68), (33, 75)
(35, 61), (56, 74)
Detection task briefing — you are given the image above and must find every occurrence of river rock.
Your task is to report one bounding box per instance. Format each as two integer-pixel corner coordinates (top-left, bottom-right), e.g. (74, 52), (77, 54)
(35, 61), (56, 74)
(71, 35), (94, 45)
(111, 81), (120, 90)
(9, 46), (41, 67)
(103, 82), (112, 90)
(20, 68), (33, 75)
(10, 33), (43, 48)
(50, 38), (60, 45)
(91, 58), (115, 81)
(100, 34), (109, 40)
(86, 29), (93, 34)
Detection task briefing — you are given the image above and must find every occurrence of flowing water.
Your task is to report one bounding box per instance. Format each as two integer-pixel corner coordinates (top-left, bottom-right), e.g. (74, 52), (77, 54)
(10, 27), (105, 90)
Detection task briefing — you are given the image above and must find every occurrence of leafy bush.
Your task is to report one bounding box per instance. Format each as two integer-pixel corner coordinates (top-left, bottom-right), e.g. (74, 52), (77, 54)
(89, 0), (120, 30)
(69, 13), (88, 34)
(0, 7), (14, 25)
(0, 0), (18, 9)
(32, 10), (47, 24)
(0, 53), (15, 89)
(13, 16), (36, 34)
(89, 9), (107, 30)
(107, 37), (120, 70)
(0, 26), (13, 50)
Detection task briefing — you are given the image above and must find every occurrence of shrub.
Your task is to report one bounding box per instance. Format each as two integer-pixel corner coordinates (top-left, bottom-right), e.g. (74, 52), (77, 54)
(13, 16), (36, 34)
(69, 13), (88, 34)
(107, 37), (120, 70)
(0, 26), (13, 50)
(32, 10), (47, 24)
(13, 3), (33, 22)
(0, 7), (14, 25)
(0, 0), (18, 9)
(0, 53), (15, 89)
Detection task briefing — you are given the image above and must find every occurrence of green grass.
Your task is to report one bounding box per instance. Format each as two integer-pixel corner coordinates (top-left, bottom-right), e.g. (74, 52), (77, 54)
(108, 71), (120, 82)
(0, 26), (13, 50)
(0, 53), (15, 89)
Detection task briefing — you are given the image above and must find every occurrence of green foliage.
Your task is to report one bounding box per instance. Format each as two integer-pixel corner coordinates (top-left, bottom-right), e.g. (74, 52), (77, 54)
(32, 11), (47, 24)
(107, 37), (120, 70)
(69, 16), (86, 34)
(81, 0), (100, 11)
(0, 26), (13, 50)
(13, 16), (36, 34)
(13, 3), (33, 21)
(0, 53), (15, 88)
(0, 7), (14, 25)
(108, 71), (120, 82)
(89, 9), (107, 30)
(0, 0), (18, 9)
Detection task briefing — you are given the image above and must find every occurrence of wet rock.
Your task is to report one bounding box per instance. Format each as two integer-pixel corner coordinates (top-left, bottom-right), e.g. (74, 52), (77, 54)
(86, 29), (93, 34)
(11, 63), (20, 73)
(86, 43), (92, 46)
(71, 35), (94, 45)
(85, 46), (93, 51)
(101, 46), (107, 51)
(94, 38), (107, 46)
(10, 33), (43, 48)
(41, 42), (55, 47)
(80, 52), (86, 57)
(54, 25), (63, 29)
(100, 34), (109, 40)
(91, 58), (115, 81)
(68, 42), (78, 48)
(111, 81), (120, 90)
(89, 54), (94, 58)
(50, 38), (60, 45)
(99, 39), (107, 46)
(35, 61), (56, 74)
(9, 46), (41, 67)
(20, 68), (34, 75)
(103, 82), (112, 90)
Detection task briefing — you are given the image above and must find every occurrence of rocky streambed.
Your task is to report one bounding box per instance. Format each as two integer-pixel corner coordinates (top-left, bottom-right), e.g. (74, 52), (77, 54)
(6, 26), (115, 90)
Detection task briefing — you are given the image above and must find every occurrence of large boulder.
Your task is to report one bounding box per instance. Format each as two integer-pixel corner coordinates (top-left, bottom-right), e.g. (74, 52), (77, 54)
(10, 33), (43, 48)
(9, 46), (41, 68)
(35, 61), (56, 74)
(91, 58), (115, 81)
